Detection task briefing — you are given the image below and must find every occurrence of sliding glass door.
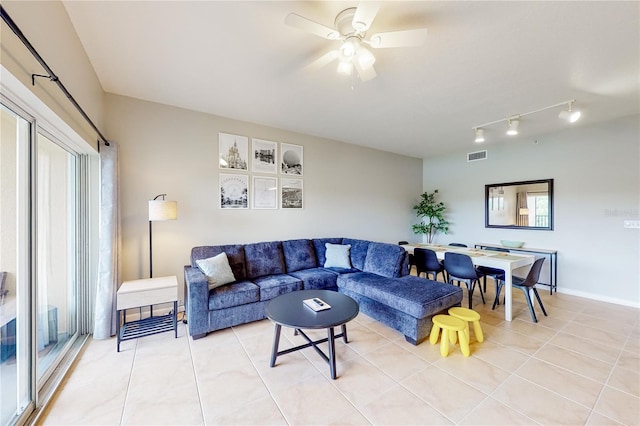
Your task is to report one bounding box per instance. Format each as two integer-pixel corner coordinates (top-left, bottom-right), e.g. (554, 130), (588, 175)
(35, 132), (79, 382)
(0, 103), (32, 426)
(0, 85), (96, 426)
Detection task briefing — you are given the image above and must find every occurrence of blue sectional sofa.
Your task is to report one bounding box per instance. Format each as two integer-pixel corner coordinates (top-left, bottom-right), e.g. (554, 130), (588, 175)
(184, 238), (463, 344)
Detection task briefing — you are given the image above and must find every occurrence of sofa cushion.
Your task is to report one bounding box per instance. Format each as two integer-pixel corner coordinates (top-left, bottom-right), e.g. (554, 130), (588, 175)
(288, 268), (338, 290)
(324, 243), (352, 268)
(363, 242), (407, 278)
(208, 280), (260, 310)
(191, 245), (246, 281)
(282, 239), (318, 272)
(196, 252), (236, 289)
(312, 238), (343, 266)
(337, 272), (463, 319)
(253, 274), (302, 301)
(342, 238), (370, 270)
(244, 241), (285, 279)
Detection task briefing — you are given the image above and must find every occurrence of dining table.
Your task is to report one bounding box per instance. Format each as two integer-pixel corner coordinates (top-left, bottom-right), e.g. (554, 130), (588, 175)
(401, 243), (535, 321)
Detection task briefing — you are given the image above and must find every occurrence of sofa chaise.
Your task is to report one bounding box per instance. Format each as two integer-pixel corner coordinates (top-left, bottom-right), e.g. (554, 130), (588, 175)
(184, 237), (463, 344)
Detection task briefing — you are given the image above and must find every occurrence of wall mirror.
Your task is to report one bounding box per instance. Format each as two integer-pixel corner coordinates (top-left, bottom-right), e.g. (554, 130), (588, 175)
(485, 179), (553, 230)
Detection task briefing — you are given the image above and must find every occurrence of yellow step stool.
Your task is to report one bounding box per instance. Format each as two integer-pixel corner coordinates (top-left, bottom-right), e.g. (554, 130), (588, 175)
(448, 307), (484, 343)
(429, 314), (470, 357)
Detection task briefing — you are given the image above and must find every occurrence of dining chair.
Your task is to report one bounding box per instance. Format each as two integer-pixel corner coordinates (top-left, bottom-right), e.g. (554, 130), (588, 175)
(414, 248), (445, 281)
(477, 246), (509, 292)
(493, 257), (547, 323)
(443, 252), (486, 309)
(398, 241), (414, 273)
(448, 243), (467, 247)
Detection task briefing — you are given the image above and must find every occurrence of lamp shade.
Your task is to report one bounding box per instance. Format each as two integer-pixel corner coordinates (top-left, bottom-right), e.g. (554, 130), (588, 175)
(519, 208), (529, 216)
(149, 200), (177, 221)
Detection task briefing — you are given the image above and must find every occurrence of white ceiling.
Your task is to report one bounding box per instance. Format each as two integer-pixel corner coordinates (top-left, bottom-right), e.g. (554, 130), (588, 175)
(62, 1), (639, 159)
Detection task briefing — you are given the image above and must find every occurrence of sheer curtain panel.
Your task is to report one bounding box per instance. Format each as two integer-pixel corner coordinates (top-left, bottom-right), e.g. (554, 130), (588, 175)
(93, 141), (120, 339)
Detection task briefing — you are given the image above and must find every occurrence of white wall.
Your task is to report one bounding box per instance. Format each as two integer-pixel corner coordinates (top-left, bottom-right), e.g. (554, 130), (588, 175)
(1, 1), (104, 150)
(423, 115), (640, 306)
(104, 94), (423, 304)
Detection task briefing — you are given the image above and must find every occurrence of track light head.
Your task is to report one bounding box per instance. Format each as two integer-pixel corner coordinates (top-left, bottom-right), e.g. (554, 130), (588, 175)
(506, 119), (519, 136)
(474, 128), (485, 143)
(559, 102), (581, 123)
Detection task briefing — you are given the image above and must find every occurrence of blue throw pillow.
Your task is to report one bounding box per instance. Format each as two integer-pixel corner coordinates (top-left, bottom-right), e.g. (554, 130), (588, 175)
(324, 243), (352, 268)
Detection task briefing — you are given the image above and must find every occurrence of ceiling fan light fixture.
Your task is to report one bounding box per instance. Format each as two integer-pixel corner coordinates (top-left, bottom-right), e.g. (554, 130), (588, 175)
(341, 37), (359, 58)
(558, 101), (581, 123)
(357, 47), (376, 69)
(474, 128), (485, 143)
(337, 60), (353, 76)
(506, 119), (519, 136)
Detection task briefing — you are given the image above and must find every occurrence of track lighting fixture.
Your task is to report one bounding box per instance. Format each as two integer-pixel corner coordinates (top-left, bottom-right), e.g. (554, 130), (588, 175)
(471, 99), (581, 143)
(558, 101), (581, 123)
(506, 118), (519, 136)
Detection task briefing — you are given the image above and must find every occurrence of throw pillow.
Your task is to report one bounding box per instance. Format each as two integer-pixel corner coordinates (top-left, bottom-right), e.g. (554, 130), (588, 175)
(324, 243), (352, 268)
(196, 252), (236, 290)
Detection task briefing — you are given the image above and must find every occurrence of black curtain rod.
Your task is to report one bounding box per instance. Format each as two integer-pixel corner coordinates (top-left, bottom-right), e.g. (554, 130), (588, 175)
(1, 5), (110, 149)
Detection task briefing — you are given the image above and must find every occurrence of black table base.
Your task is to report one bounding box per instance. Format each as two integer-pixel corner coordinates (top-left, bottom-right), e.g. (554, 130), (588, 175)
(269, 323), (349, 379)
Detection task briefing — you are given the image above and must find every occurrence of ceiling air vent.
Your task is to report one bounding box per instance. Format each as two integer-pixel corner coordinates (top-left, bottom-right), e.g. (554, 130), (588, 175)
(467, 150), (487, 162)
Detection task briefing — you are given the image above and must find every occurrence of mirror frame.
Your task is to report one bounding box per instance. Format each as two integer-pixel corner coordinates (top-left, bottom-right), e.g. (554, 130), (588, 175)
(485, 179), (554, 230)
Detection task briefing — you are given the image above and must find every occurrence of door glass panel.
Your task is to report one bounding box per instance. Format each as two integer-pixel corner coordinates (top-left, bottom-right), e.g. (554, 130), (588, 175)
(35, 133), (77, 380)
(0, 104), (31, 425)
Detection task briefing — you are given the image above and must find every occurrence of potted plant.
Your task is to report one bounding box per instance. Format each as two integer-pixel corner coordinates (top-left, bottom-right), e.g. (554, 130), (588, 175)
(412, 189), (450, 243)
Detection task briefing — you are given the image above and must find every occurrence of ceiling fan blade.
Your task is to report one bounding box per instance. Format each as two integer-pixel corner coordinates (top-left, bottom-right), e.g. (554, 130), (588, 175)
(354, 61), (377, 82)
(304, 50), (340, 71)
(285, 13), (341, 40)
(352, 1), (380, 32)
(368, 28), (428, 48)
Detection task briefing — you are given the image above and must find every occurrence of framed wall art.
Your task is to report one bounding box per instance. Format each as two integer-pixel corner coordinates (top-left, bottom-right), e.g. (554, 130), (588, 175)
(251, 138), (277, 174)
(252, 176), (278, 209)
(220, 173), (248, 209)
(281, 178), (303, 209)
(280, 143), (303, 175)
(219, 132), (248, 170)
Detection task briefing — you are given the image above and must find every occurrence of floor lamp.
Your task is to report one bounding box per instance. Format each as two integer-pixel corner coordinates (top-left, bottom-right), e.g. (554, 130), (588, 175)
(148, 193), (177, 278)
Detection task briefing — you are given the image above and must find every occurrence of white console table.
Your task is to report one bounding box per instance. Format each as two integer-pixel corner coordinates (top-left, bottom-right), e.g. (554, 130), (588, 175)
(474, 243), (557, 294)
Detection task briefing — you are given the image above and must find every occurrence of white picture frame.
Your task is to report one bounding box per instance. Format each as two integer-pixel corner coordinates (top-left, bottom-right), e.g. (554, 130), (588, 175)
(251, 138), (277, 174)
(220, 173), (248, 209)
(252, 176), (278, 209)
(281, 178), (303, 209)
(219, 132), (248, 170)
(280, 143), (303, 175)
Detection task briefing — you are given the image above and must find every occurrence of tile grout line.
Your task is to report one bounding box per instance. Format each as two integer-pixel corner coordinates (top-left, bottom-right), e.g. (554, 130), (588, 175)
(119, 339), (138, 426)
(185, 328), (207, 425)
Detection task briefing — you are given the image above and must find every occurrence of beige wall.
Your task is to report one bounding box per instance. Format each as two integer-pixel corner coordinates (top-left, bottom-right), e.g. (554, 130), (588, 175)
(423, 115), (640, 306)
(1, 1), (103, 151)
(104, 93), (423, 303)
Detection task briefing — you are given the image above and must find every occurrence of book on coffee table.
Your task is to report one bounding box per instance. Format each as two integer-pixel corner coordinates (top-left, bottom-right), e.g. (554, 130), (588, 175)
(303, 297), (331, 312)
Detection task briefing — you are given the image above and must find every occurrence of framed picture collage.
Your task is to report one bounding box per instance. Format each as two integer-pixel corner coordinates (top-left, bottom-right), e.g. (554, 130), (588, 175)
(219, 132), (303, 209)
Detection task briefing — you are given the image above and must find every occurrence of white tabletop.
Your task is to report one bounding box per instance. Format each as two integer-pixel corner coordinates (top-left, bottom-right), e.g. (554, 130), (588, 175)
(118, 276), (178, 294)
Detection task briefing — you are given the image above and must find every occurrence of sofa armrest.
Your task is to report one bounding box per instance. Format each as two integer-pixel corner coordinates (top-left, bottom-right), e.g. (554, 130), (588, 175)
(184, 265), (210, 338)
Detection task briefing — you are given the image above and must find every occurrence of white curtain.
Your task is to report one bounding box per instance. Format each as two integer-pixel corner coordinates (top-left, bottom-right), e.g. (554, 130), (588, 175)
(93, 141), (120, 339)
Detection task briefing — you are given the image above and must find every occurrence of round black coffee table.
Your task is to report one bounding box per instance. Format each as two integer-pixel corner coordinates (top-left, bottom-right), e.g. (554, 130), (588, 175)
(265, 289), (359, 379)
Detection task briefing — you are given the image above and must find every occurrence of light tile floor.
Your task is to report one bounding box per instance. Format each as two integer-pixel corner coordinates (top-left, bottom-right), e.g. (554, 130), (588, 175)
(40, 281), (639, 425)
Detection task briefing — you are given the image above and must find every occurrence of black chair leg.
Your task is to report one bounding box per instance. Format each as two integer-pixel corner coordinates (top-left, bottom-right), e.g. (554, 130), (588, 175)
(478, 280), (485, 304)
(521, 287), (538, 323)
(533, 288), (548, 316)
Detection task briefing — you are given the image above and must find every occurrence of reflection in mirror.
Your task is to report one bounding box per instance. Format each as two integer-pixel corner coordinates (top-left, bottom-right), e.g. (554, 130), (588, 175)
(485, 179), (553, 230)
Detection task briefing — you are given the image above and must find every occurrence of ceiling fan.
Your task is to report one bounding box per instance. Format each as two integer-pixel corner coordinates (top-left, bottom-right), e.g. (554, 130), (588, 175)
(285, 1), (428, 82)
